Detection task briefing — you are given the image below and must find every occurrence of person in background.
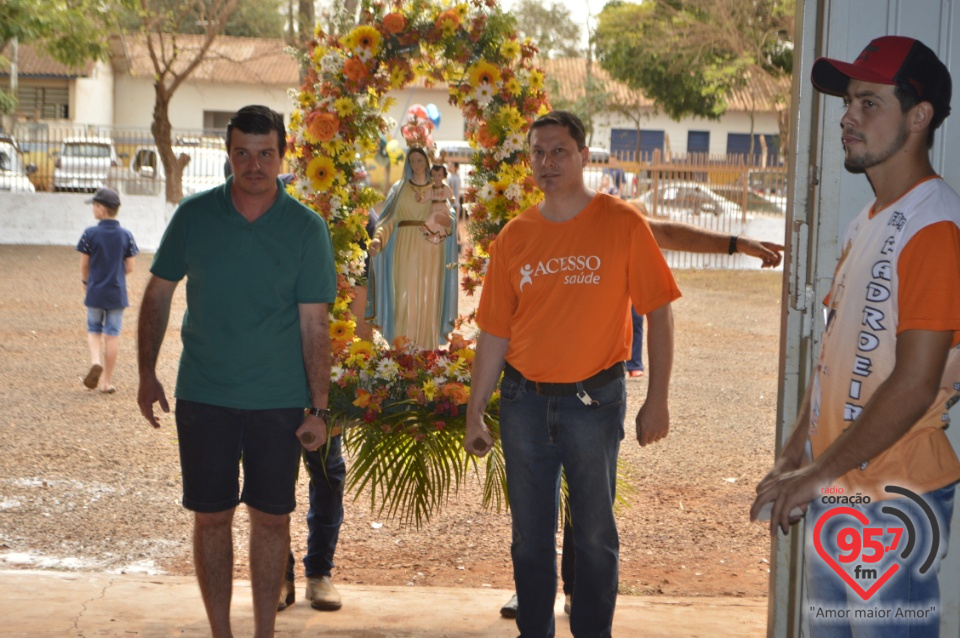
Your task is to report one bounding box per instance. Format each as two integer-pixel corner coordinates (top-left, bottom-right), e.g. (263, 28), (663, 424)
(77, 187), (138, 394)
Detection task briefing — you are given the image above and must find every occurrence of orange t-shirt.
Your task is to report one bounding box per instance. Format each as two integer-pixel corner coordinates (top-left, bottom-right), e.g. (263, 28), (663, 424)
(477, 194), (681, 382)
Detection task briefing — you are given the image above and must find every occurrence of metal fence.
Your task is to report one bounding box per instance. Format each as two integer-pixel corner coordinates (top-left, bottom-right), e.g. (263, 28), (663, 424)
(7, 123), (229, 195)
(586, 150), (788, 269)
(5, 123), (787, 269)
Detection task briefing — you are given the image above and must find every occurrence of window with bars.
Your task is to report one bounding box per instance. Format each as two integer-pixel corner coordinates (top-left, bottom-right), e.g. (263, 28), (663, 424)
(16, 86), (69, 120)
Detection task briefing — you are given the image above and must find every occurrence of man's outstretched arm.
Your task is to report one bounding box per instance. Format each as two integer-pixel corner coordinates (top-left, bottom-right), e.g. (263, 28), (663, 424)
(647, 218), (784, 268)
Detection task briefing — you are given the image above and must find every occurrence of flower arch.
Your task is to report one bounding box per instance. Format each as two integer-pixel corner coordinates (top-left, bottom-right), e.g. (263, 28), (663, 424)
(287, 0), (550, 526)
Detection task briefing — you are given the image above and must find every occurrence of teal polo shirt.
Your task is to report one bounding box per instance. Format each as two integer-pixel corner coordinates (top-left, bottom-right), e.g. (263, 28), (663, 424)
(151, 178), (337, 409)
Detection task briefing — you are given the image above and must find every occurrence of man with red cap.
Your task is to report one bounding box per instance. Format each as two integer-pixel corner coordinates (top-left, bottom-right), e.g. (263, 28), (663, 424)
(752, 36), (960, 635)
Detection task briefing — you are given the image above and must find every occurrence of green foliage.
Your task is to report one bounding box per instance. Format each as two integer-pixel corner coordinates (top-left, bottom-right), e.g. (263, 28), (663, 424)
(343, 410), (507, 529)
(0, 0), (129, 68)
(510, 0), (582, 58)
(594, 0), (794, 121)
(0, 89), (17, 115)
(117, 0), (283, 38)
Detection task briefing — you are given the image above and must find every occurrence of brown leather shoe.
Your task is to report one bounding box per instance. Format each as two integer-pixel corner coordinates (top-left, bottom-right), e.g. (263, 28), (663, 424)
(277, 578), (295, 611)
(306, 575), (342, 611)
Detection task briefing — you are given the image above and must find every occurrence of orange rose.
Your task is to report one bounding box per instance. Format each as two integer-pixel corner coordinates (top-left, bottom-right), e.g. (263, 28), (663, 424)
(441, 382), (470, 405)
(344, 57), (368, 81)
(383, 12), (407, 34)
(307, 111), (340, 143)
(476, 123), (498, 149)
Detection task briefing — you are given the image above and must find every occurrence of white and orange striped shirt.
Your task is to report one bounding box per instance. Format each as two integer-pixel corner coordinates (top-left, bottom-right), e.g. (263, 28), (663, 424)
(810, 176), (960, 500)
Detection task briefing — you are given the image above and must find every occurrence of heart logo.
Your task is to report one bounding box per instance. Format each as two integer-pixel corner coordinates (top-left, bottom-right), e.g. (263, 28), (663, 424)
(813, 506), (899, 601)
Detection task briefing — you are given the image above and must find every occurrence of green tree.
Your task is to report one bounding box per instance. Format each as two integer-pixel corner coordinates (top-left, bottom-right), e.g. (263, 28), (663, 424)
(1, 0), (127, 114)
(511, 0), (582, 58)
(545, 70), (612, 146)
(126, 0), (239, 203)
(594, 0), (793, 127)
(118, 0), (283, 38)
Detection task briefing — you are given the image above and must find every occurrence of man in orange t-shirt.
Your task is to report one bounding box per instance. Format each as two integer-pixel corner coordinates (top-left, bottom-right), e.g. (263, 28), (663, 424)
(465, 111), (681, 637)
(752, 36), (960, 634)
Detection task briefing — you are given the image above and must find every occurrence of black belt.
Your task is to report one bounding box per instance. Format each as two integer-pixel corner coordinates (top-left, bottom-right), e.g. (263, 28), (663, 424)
(502, 361), (624, 396)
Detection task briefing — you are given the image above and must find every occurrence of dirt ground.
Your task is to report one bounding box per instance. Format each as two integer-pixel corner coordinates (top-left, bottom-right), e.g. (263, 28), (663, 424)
(0, 244), (782, 600)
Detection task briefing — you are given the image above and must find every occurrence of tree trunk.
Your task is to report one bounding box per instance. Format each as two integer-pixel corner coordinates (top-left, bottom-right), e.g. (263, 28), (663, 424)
(151, 88), (184, 204)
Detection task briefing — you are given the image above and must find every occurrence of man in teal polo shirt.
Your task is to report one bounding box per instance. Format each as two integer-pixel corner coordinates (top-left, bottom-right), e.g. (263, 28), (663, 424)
(137, 105), (337, 638)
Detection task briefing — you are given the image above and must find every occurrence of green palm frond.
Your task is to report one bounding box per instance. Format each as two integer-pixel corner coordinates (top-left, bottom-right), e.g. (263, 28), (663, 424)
(341, 403), (507, 529)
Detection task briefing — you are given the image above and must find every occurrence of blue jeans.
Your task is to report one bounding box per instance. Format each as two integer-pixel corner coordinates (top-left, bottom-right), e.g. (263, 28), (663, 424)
(285, 434), (346, 581)
(500, 372), (626, 638)
(86, 307), (125, 336)
(805, 483), (955, 637)
(626, 308), (644, 372)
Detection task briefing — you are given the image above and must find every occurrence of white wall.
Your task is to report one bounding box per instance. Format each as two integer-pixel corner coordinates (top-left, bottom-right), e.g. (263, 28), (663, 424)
(384, 86), (466, 143)
(0, 192), (173, 251)
(112, 76), (294, 129)
(591, 109), (783, 157)
(72, 61), (115, 126)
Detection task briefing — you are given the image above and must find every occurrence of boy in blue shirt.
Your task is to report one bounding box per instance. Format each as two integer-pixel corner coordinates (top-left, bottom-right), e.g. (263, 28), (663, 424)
(77, 188), (138, 393)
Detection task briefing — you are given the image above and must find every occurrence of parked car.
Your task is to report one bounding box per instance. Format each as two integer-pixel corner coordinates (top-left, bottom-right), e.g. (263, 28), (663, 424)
(0, 137), (37, 192)
(109, 144), (227, 197)
(53, 137), (118, 192)
(636, 182), (739, 217)
(711, 185), (787, 215)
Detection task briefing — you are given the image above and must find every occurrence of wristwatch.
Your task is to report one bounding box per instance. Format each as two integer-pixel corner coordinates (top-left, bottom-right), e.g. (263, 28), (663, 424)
(307, 407), (332, 421)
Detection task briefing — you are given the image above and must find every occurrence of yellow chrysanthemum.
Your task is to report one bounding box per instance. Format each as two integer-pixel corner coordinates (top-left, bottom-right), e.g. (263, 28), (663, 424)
(422, 379), (437, 402)
(345, 25), (381, 55)
(346, 340), (375, 365)
(326, 138), (347, 157)
(311, 45), (326, 64)
(333, 97), (355, 118)
(469, 60), (502, 88)
(290, 110), (303, 127)
(537, 103), (551, 117)
(456, 348), (476, 364)
(306, 155), (336, 192)
(498, 106), (525, 133)
(499, 163), (526, 183)
(453, 3), (469, 19)
(504, 76), (522, 97)
(500, 39), (521, 61)
(528, 69), (545, 92)
(390, 66), (408, 89)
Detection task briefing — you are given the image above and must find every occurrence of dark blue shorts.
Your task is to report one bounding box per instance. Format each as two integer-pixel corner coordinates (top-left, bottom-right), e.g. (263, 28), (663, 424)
(175, 399), (303, 515)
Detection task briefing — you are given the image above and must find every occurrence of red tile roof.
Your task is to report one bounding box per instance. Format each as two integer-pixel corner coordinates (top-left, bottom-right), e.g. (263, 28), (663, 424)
(114, 33), (299, 86)
(0, 43), (95, 78)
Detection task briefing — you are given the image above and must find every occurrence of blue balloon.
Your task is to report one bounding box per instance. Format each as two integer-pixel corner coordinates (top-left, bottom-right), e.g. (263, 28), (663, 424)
(426, 103), (441, 127)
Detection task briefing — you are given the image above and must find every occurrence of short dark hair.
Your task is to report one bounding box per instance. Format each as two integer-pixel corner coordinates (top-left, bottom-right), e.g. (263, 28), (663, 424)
(226, 105), (286, 155)
(431, 164), (448, 177)
(893, 84), (944, 149)
(527, 111), (587, 150)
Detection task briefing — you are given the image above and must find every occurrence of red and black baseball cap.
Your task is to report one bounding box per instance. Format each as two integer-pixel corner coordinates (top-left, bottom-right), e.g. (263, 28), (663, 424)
(812, 36), (952, 128)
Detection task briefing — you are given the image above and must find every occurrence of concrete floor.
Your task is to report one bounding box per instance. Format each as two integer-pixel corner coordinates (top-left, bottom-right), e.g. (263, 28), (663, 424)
(0, 569), (767, 637)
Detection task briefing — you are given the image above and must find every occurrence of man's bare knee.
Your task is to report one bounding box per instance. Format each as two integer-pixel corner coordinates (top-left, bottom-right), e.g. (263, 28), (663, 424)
(195, 509), (234, 531)
(247, 506), (289, 531)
